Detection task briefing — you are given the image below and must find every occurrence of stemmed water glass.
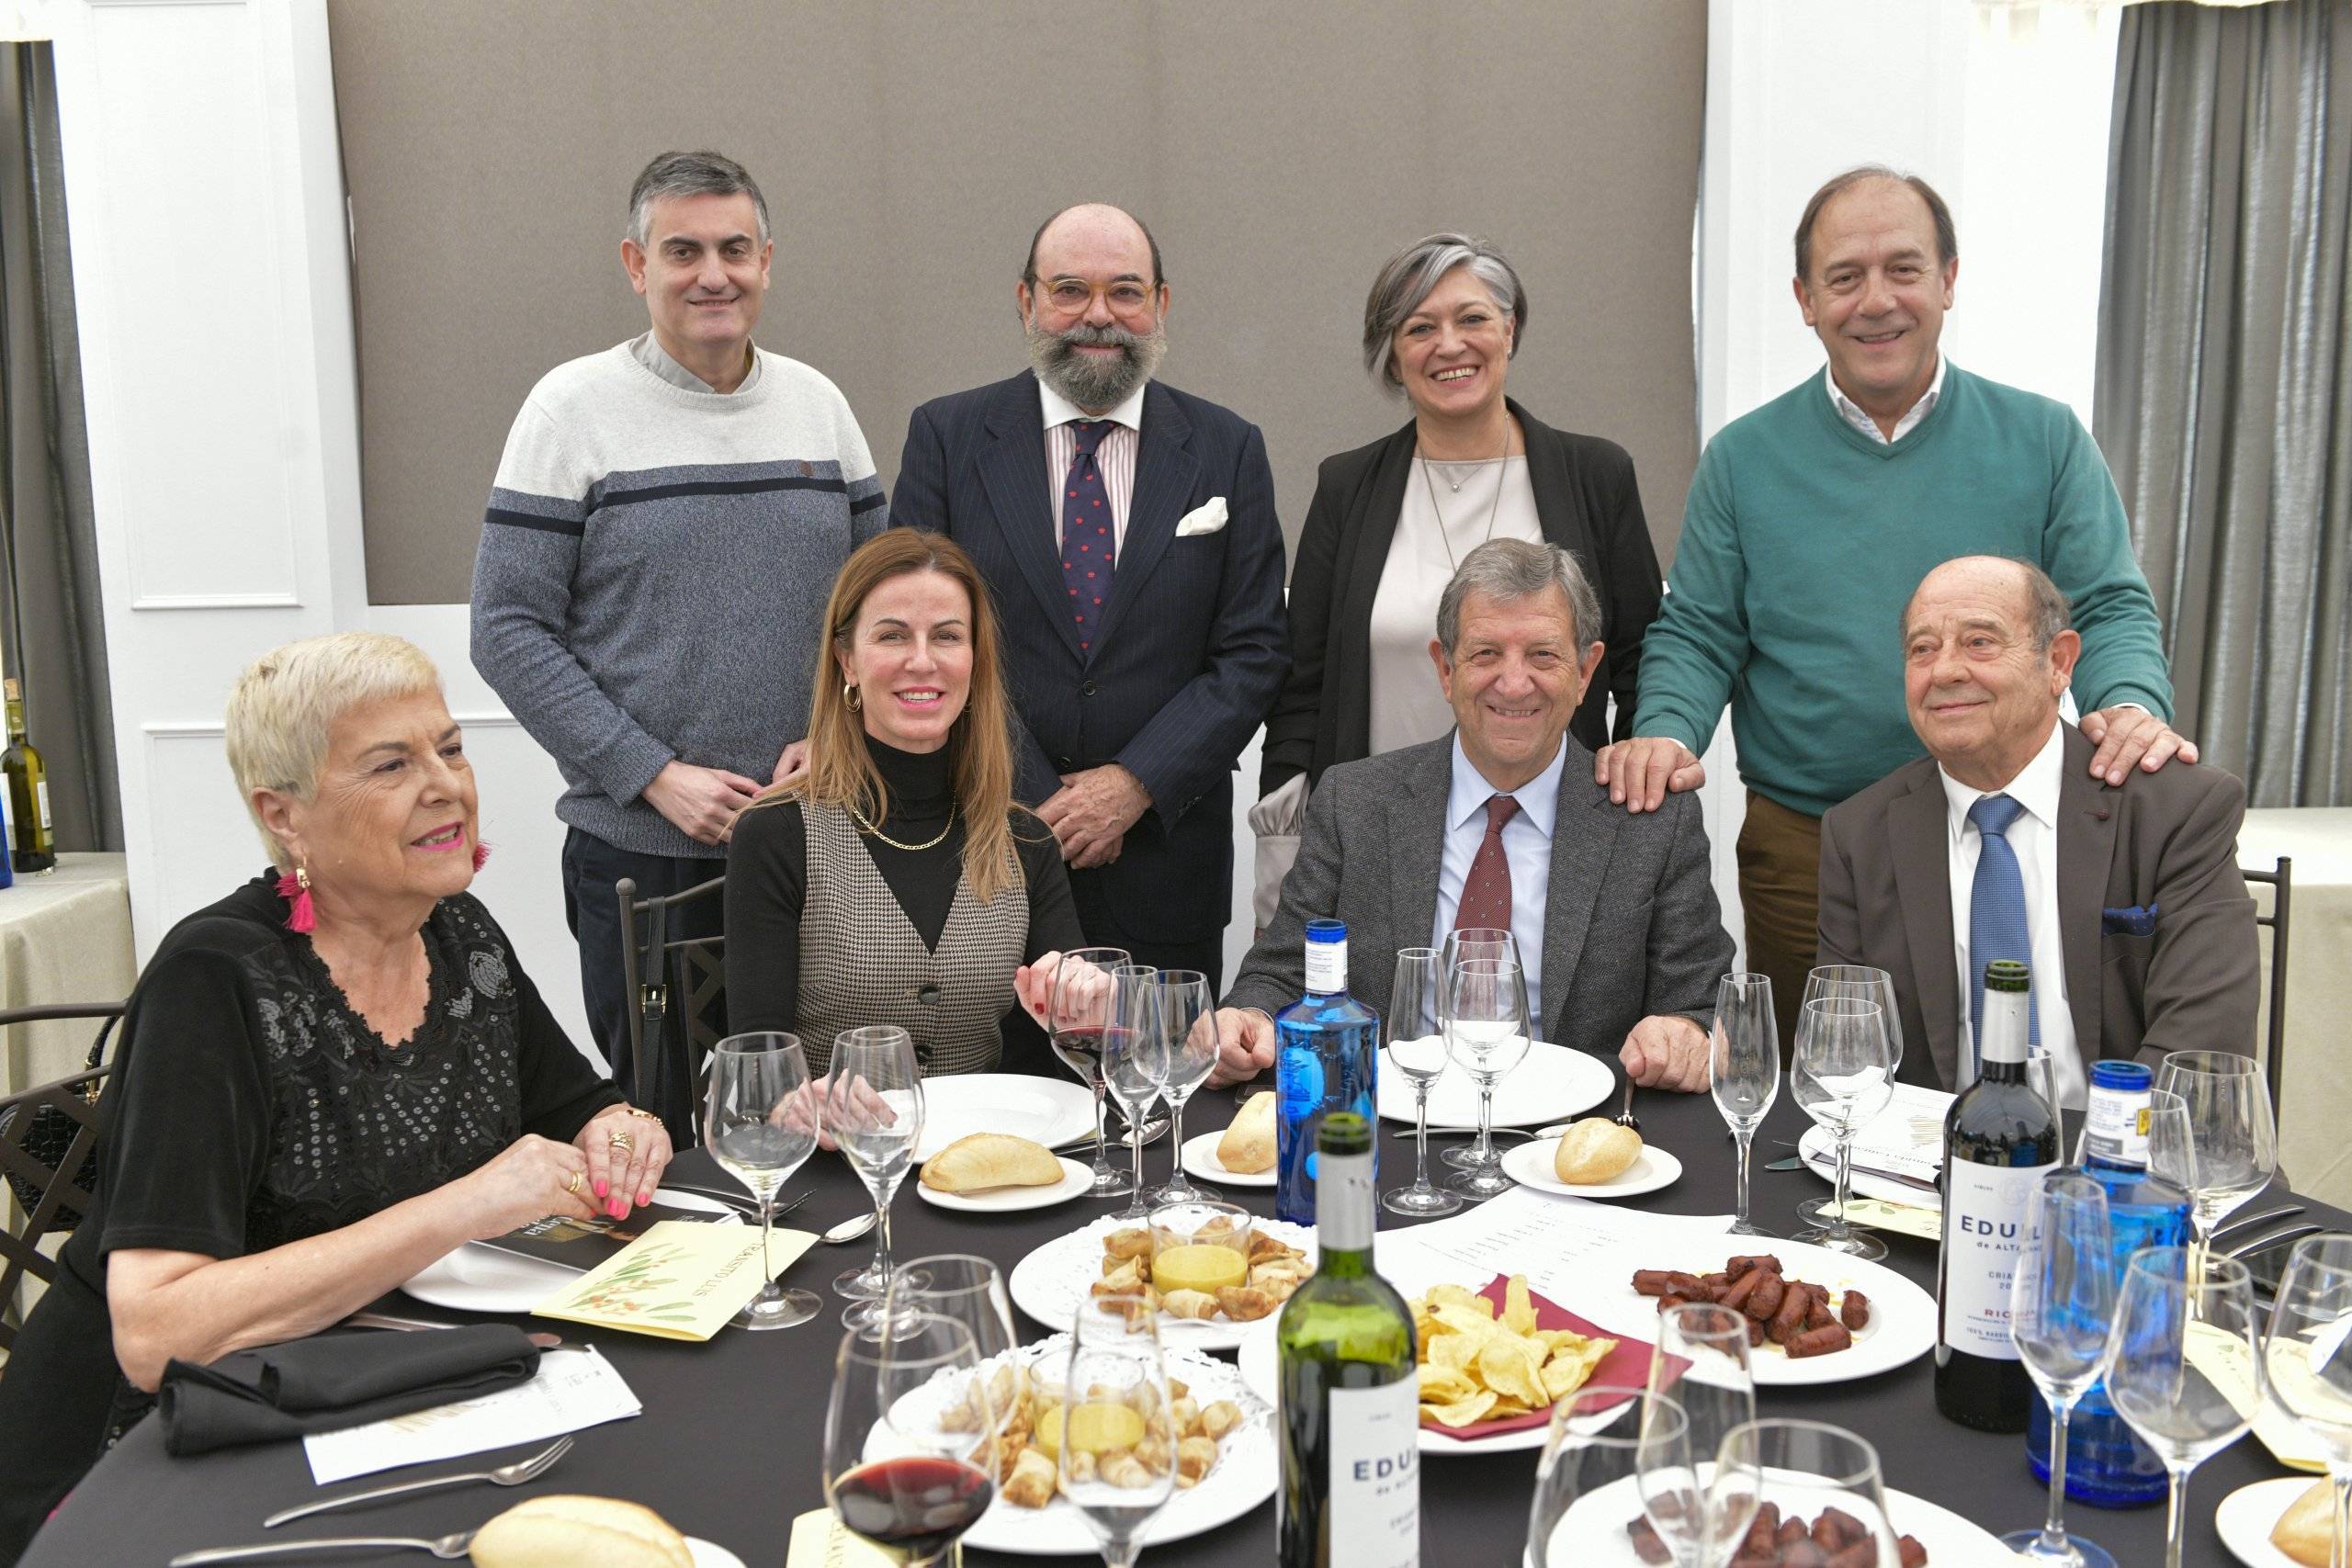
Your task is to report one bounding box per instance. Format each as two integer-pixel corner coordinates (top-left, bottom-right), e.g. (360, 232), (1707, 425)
(1710, 973), (1780, 1238)
(1711, 1421), (1900, 1566)
(1440, 928), (1521, 1169)
(1803, 965), (1905, 1078)
(1442, 955), (1532, 1200)
(1145, 970), (1217, 1204)
(1789, 997), (1894, 1260)
(1525, 1389), (1701, 1567)
(1102, 965), (1168, 1222)
(822, 1311), (998, 1567)
(2144, 1088), (2200, 1200)
(2106, 1247), (2258, 1568)
(1058, 1296), (1177, 1568)
(2005, 1171), (2120, 1568)
(2260, 1235), (2352, 1568)
(1649, 1303), (1758, 1565)
(703, 1032), (821, 1330)
(891, 1254), (1018, 1362)
(1384, 947), (1461, 1217)
(829, 1025), (926, 1330)
(1048, 946), (1136, 1198)
(2157, 1050), (2278, 1255)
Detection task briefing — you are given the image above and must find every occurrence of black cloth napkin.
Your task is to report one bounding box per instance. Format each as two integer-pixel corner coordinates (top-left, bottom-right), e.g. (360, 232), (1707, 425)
(157, 1325), (541, 1456)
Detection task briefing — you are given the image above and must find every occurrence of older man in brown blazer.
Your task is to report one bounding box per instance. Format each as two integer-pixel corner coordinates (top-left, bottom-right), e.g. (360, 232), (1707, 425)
(1815, 557), (2256, 1105)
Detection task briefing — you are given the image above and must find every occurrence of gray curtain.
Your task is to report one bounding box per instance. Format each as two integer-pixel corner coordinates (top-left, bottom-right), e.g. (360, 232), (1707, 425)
(2097, 0), (2351, 808)
(0, 44), (119, 852)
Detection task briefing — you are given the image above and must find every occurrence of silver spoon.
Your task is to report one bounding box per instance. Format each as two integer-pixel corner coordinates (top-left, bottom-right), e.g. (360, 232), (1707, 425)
(822, 1210), (880, 1244)
(263, 1436), (572, 1528)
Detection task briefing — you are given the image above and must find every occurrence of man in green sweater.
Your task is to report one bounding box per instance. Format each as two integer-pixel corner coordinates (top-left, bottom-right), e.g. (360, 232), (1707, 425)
(1595, 165), (2197, 1043)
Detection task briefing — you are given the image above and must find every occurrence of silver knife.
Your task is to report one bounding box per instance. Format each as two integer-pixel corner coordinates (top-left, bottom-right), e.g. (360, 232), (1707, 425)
(2211, 1203), (2303, 1243)
(2228, 1224), (2324, 1260)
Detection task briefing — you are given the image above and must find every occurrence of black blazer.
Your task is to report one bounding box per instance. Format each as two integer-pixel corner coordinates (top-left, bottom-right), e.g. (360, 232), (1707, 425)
(1260, 400), (1661, 797)
(891, 372), (1290, 945)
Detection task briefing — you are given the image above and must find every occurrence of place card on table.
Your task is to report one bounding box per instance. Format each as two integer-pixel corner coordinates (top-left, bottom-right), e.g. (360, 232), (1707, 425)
(1826, 1197), (1941, 1242)
(302, 1346), (640, 1485)
(2186, 1319), (2327, 1472)
(532, 1219), (816, 1341)
(1814, 1083), (1951, 1184)
(786, 1506), (907, 1566)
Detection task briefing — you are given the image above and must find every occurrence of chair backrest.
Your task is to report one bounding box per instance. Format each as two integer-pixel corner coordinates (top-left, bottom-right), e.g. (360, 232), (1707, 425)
(2242, 856), (2292, 1119)
(613, 875), (727, 1145)
(0, 1004), (126, 1351)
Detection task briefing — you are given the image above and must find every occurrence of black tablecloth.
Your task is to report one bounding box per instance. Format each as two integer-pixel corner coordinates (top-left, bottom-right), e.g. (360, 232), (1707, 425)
(20, 1081), (2330, 1565)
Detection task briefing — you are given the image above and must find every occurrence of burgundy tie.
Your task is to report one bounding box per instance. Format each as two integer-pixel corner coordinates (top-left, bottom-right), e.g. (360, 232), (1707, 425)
(1058, 419), (1116, 655)
(1453, 795), (1521, 933)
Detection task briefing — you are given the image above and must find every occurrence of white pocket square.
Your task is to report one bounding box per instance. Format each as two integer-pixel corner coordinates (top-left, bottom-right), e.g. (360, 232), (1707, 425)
(1174, 498), (1228, 536)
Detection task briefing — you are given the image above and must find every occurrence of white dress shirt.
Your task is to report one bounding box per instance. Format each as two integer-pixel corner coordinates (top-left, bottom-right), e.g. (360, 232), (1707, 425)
(1939, 716), (2082, 1108)
(1432, 735), (1564, 1028)
(1826, 354), (1946, 444)
(629, 331), (762, 394)
(1038, 378), (1145, 552)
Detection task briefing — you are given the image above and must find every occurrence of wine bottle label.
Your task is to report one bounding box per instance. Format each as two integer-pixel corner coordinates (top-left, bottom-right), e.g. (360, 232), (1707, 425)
(1305, 937), (1346, 996)
(1325, 1380), (1419, 1566)
(33, 780), (49, 833)
(2085, 1086), (2151, 1168)
(1319, 1149), (1374, 1251)
(1941, 1156), (2054, 1358)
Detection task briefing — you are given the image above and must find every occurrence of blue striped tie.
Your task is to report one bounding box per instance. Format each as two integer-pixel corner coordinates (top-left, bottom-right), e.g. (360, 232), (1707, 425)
(1966, 793), (2039, 1077)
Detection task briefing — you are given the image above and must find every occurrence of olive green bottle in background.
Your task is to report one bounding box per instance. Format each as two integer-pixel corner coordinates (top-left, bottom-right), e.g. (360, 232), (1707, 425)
(5, 678), (57, 874)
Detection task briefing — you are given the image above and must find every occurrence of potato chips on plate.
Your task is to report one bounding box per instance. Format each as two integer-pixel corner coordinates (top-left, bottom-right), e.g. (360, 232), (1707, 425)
(1409, 1275), (1615, 1429)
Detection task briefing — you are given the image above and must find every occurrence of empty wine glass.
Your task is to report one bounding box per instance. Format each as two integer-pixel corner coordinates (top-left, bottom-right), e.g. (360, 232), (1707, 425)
(2156, 1050), (2278, 1252)
(1145, 970), (1218, 1204)
(1442, 955), (1532, 1200)
(1439, 928), (1522, 1170)
(1058, 1295), (1177, 1568)
(1711, 1420), (1900, 1567)
(1102, 966), (1168, 1222)
(891, 1254), (1018, 1363)
(2006, 1172), (2120, 1568)
(2144, 1088), (2199, 1201)
(830, 1026), (926, 1330)
(1803, 964), (1905, 1078)
(2259, 1235), (2352, 1568)
(1525, 1388), (1701, 1568)
(822, 1311), (997, 1567)
(1790, 997), (1894, 1259)
(1384, 947), (1460, 1217)
(2106, 1247), (2258, 1568)
(1649, 1303), (1758, 1565)
(1710, 973), (1780, 1238)
(704, 1032), (822, 1330)
(1049, 946), (1136, 1198)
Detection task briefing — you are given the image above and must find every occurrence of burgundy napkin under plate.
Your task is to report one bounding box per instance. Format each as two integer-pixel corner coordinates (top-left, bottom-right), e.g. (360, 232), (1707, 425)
(1419, 1274), (1690, 1440)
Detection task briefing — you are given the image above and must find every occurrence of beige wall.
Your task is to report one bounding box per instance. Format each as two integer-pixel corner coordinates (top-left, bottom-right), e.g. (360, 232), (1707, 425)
(328, 0), (1704, 606)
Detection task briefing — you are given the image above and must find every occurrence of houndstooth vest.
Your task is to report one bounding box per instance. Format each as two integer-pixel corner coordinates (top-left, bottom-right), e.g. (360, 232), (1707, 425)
(795, 802), (1029, 1077)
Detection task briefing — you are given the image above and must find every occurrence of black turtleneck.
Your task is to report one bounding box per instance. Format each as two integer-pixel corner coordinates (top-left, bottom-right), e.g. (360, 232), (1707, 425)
(724, 737), (1082, 1037)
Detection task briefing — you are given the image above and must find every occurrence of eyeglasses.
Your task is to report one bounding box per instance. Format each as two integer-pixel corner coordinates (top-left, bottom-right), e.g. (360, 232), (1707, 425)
(1031, 275), (1161, 320)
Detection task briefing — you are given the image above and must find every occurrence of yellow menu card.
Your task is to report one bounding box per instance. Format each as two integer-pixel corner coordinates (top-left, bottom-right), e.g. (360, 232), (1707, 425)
(531, 1219), (815, 1340)
(786, 1507), (907, 1566)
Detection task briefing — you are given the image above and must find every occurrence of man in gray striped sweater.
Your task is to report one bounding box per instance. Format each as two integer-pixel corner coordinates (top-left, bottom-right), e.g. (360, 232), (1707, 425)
(469, 150), (885, 1120)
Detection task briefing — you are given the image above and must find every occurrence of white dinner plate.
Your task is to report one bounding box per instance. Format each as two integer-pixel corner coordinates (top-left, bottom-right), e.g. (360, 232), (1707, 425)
(1502, 1138), (1684, 1201)
(913, 1074), (1098, 1163)
(400, 1189), (739, 1314)
(1573, 1235), (1937, 1388)
(916, 1156), (1095, 1213)
(1532, 1473), (2005, 1567)
(2218, 1475), (2328, 1568)
(1180, 1130), (1275, 1189)
(1007, 1213), (1315, 1352)
(686, 1539), (744, 1568)
(1377, 1042), (1614, 1131)
(883, 1335), (1275, 1555)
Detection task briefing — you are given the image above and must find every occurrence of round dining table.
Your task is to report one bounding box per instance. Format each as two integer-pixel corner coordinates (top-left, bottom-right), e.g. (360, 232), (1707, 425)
(20, 1076), (2335, 1565)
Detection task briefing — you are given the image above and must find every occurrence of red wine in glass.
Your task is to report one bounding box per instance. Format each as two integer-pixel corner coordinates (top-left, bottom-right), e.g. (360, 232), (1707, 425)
(1050, 1024), (1107, 1086)
(831, 1455), (995, 1560)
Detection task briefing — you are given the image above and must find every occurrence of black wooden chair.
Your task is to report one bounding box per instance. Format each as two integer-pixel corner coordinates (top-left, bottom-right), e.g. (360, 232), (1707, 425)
(2243, 856), (2292, 1118)
(0, 1003), (126, 1352)
(614, 875), (728, 1147)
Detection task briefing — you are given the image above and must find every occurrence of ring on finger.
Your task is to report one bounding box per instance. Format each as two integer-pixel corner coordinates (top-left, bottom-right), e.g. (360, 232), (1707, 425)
(564, 1170), (585, 1196)
(606, 1129), (635, 1153)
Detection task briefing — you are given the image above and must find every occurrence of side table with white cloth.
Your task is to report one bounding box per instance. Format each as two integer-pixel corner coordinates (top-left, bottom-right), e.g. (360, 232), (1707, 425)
(2238, 807), (2352, 1209)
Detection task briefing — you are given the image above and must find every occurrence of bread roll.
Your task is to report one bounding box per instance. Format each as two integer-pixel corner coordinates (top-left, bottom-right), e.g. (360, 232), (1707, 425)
(469, 1495), (694, 1568)
(920, 1132), (1063, 1192)
(2271, 1478), (2335, 1566)
(1553, 1119), (1643, 1184)
(1216, 1091), (1277, 1174)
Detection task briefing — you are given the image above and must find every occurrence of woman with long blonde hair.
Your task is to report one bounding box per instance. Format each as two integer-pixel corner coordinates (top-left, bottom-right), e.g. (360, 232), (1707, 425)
(727, 529), (1083, 1077)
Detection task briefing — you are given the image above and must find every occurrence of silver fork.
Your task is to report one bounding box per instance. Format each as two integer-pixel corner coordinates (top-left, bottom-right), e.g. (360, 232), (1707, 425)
(171, 1530), (477, 1564)
(262, 1435), (572, 1528)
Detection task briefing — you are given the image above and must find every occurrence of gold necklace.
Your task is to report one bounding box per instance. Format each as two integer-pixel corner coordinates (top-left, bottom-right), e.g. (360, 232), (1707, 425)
(848, 803), (956, 852)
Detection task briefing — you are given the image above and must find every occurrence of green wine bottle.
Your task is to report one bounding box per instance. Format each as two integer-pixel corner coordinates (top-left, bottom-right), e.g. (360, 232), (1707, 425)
(3, 678), (56, 874)
(1274, 1110), (1419, 1567)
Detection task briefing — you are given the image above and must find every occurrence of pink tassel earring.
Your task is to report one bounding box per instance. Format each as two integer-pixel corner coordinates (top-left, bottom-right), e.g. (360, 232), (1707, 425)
(277, 864), (316, 933)
(471, 840), (492, 873)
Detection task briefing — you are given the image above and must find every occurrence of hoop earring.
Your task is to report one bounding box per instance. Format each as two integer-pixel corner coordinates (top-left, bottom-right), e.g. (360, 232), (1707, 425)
(843, 681), (863, 713)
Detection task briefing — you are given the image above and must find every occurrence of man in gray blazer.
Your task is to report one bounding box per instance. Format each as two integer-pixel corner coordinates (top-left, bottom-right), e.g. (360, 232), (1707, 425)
(1210, 539), (1734, 1091)
(1816, 557), (2257, 1104)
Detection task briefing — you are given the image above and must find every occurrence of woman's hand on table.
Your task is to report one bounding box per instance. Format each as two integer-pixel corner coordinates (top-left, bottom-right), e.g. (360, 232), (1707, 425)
(576, 1106), (674, 1218)
(453, 1134), (602, 1240)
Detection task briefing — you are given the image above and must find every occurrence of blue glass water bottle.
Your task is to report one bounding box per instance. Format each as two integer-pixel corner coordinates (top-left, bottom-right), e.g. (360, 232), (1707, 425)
(2026, 1058), (2191, 1505)
(1273, 919), (1380, 1225)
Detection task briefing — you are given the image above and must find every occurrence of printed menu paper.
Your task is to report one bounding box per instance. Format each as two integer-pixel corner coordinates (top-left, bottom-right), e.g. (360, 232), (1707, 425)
(2189, 1319), (2327, 1472)
(303, 1347), (640, 1485)
(1804, 1083), (1952, 1184)
(786, 1506), (909, 1566)
(533, 1219), (816, 1340)
(1393, 1187), (1733, 1305)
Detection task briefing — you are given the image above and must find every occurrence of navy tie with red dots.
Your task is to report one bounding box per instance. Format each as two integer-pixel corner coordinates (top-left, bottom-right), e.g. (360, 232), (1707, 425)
(1454, 795), (1521, 933)
(1059, 419), (1115, 654)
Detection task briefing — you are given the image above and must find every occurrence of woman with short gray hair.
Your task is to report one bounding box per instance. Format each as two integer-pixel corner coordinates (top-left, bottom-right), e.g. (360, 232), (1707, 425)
(1260, 232), (1663, 814)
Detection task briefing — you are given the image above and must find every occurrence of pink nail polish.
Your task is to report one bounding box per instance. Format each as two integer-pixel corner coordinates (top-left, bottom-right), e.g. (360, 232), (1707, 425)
(609, 1199), (627, 1219)
(594, 1179), (608, 1199)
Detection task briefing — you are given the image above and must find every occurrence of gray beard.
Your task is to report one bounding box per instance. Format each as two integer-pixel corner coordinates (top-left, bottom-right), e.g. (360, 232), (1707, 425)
(1025, 315), (1167, 412)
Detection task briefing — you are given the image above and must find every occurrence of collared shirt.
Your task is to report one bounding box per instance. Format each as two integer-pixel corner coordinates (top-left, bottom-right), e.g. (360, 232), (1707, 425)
(629, 331), (762, 395)
(1826, 353), (1946, 444)
(1431, 734), (1565, 1028)
(1939, 716), (2082, 1108)
(1039, 378), (1144, 552)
